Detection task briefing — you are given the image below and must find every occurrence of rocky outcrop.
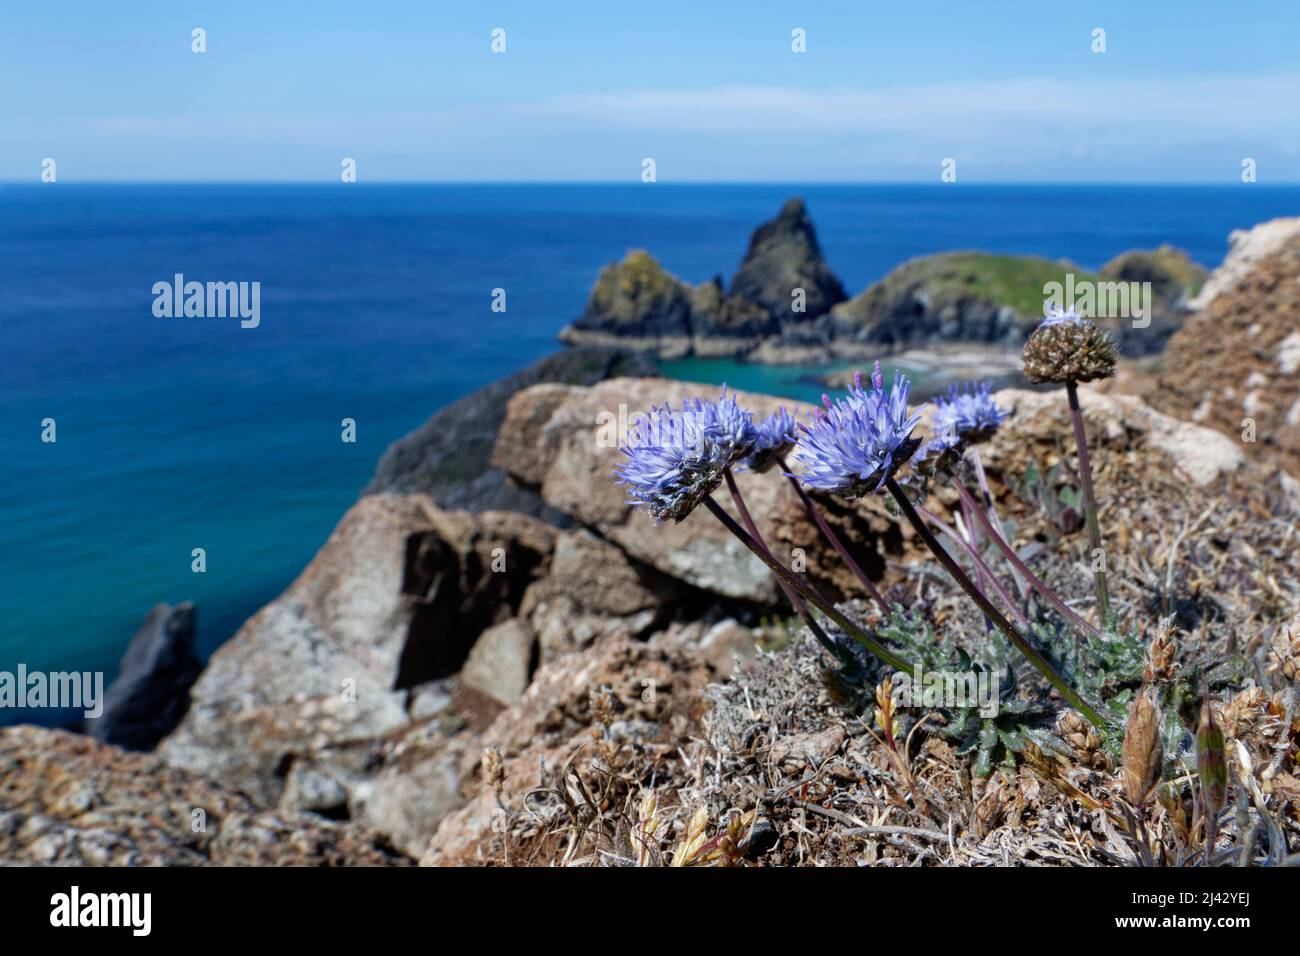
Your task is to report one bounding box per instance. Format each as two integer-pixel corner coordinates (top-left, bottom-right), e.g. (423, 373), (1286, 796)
(159, 495), (554, 817)
(559, 251), (697, 358)
(1100, 245), (1205, 307)
(557, 204), (1197, 364)
(0, 727), (408, 865)
(688, 277), (781, 355)
(87, 602), (202, 751)
(828, 250), (1190, 358)
(364, 346), (655, 519)
(559, 199), (843, 360)
(728, 197), (847, 325)
(559, 255), (780, 359)
(1150, 218), (1300, 476)
(493, 377), (903, 605)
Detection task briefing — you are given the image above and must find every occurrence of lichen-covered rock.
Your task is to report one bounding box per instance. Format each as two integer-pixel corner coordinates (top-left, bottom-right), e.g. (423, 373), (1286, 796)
(1150, 217), (1300, 476)
(159, 495), (554, 811)
(0, 727), (409, 866)
(421, 634), (714, 866)
(559, 251), (697, 358)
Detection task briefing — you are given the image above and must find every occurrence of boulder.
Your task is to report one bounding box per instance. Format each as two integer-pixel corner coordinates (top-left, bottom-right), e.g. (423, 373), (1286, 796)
(493, 377), (902, 605)
(519, 528), (677, 662)
(0, 727), (408, 865)
(87, 602), (202, 751)
(158, 495), (554, 810)
(364, 346), (655, 519)
(460, 618), (536, 706)
(729, 198), (847, 325)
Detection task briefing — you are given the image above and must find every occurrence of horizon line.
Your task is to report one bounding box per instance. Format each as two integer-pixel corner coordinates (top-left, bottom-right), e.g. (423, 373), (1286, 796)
(4, 179), (1298, 187)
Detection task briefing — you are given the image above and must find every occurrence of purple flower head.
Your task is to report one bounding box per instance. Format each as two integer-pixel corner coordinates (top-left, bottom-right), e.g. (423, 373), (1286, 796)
(616, 389), (754, 523)
(790, 361), (924, 499)
(931, 380), (1009, 444)
(1039, 303), (1088, 330)
(700, 386), (758, 462)
(742, 407), (796, 474)
(912, 427), (965, 478)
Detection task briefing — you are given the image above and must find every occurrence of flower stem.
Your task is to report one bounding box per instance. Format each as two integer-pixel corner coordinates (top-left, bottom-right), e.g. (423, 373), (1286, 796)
(885, 477), (1109, 730)
(702, 496), (915, 675)
(1066, 380), (1113, 628)
(914, 502), (1032, 629)
(722, 468), (842, 662)
(950, 478), (1104, 640)
(777, 455), (893, 613)
(969, 445), (1027, 598)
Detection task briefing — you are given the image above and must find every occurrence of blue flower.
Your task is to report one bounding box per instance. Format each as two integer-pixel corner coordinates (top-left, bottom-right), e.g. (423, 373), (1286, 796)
(700, 386), (758, 462)
(742, 407), (796, 474)
(931, 380), (1009, 444)
(790, 361), (924, 499)
(912, 427), (965, 477)
(1039, 303), (1088, 329)
(616, 389), (754, 522)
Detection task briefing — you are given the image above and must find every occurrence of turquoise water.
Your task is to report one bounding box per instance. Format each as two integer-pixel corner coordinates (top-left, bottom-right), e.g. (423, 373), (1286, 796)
(658, 357), (840, 407)
(4, 183), (1299, 727)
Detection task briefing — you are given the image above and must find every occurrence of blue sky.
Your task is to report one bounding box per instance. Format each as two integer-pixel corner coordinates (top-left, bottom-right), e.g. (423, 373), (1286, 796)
(3, 1), (1298, 182)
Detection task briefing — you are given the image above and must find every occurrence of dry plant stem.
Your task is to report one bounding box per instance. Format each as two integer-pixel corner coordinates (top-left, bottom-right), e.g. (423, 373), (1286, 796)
(885, 477), (1109, 730)
(778, 455), (893, 613)
(950, 478), (1104, 640)
(702, 495), (914, 674)
(1065, 380), (1113, 627)
(915, 502), (1032, 629)
(723, 468), (837, 656)
(970, 445), (1027, 598)
(957, 490), (995, 632)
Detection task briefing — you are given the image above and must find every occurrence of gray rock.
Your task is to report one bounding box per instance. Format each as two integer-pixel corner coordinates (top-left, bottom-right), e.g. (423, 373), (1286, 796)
(87, 602), (202, 751)
(364, 347), (655, 519)
(460, 618), (536, 706)
(729, 197), (847, 326)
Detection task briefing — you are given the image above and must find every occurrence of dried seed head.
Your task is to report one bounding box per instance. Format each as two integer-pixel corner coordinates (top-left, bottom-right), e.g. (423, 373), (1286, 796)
(1220, 686), (1269, 739)
(589, 686), (616, 726)
(481, 746), (505, 791)
(1268, 691), (1300, 736)
(1268, 610), (1300, 684)
(1022, 318), (1117, 384)
(874, 677), (896, 742)
(1122, 687), (1164, 806)
(1197, 690), (1227, 818)
(1142, 619), (1179, 685)
(1057, 710), (1110, 770)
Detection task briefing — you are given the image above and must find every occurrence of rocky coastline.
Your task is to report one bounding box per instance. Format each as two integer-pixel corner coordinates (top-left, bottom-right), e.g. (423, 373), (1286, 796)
(4, 217), (1298, 867)
(560, 197), (1205, 366)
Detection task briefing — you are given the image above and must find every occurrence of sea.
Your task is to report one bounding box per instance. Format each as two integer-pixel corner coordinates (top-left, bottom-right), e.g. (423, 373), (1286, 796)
(3, 183), (1297, 726)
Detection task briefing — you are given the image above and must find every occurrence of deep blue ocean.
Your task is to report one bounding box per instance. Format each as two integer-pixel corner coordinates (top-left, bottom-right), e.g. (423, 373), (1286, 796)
(3, 183), (1298, 726)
